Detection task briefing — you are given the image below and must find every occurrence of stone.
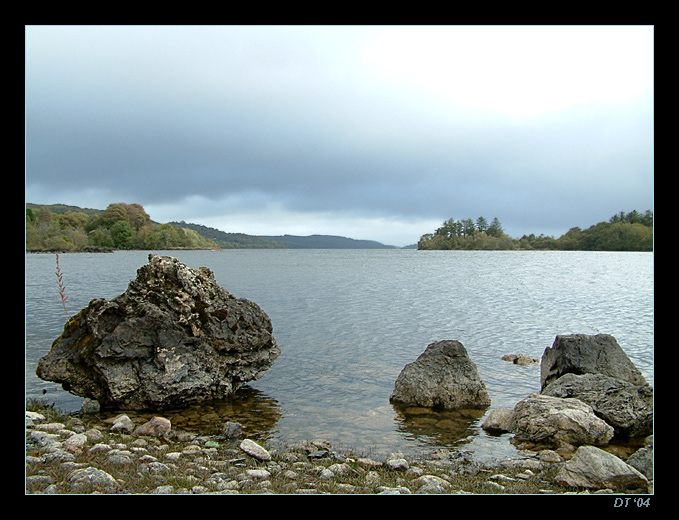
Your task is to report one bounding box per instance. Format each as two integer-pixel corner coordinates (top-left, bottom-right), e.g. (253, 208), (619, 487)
(481, 407), (515, 433)
(541, 372), (653, 438)
(63, 433), (88, 448)
(68, 467), (120, 493)
(502, 354), (538, 365)
(239, 439), (271, 461)
(80, 398), (101, 414)
(222, 421), (243, 439)
(245, 469), (271, 480)
(511, 393), (614, 447)
(110, 415), (135, 434)
(36, 254), (280, 410)
(135, 417), (172, 438)
(390, 340), (491, 410)
(386, 458), (409, 471)
(551, 445), (648, 491)
(540, 334), (647, 390)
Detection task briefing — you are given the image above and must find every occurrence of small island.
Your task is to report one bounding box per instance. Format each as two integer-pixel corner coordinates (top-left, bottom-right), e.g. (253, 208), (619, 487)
(417, 210), (653, 252)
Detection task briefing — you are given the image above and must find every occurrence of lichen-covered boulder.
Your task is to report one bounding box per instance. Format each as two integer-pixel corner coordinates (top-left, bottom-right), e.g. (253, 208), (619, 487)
(36, 254), (280, 410)
(390, 340), (491, 410)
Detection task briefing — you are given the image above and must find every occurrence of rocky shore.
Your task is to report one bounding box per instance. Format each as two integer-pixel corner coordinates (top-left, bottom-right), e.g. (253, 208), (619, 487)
(25, 402), (652, 495)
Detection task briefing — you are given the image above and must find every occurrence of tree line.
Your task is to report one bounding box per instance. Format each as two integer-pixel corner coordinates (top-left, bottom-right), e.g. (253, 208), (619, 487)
(418, 210), (653, 251)
(26, 202), (219, 252)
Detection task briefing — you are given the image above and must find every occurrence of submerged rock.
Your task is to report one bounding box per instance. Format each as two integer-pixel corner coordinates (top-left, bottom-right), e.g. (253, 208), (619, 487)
(36, 254), (280, 410)
(390, 340), (491, 410)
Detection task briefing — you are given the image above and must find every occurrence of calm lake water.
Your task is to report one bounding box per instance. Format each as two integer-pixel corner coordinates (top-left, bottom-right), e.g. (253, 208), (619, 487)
(25, 249), (653, 462)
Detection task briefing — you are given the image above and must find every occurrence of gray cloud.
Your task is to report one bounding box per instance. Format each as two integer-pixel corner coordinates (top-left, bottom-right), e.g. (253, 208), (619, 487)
(25, 25), (654, 246)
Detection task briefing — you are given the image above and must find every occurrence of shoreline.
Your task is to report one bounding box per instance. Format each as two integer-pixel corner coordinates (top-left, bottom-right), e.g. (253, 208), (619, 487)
(25, 401), (652, 495)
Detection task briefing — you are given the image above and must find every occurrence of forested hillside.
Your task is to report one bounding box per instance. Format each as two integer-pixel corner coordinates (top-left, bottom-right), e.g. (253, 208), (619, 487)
(418, 210), (653, 251)
(26, 203), (219, 251)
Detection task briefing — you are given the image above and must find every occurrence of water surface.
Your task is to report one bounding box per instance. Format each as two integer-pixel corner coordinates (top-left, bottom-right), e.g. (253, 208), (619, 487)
(25, 249), (653, 461)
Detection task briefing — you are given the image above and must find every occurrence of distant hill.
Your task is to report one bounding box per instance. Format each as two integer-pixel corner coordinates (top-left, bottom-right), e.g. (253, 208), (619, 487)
(168, 222), (286, 249)
(26, 202), (105, 217)
(259, 234), (398, 249)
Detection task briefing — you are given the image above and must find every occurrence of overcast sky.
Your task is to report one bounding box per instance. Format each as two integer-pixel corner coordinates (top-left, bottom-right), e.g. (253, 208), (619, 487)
(25, 25), (653, 247)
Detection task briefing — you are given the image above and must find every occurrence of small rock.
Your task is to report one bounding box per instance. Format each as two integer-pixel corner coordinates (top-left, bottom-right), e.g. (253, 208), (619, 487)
(222, 421), (243, 439)
(110, 415), (135, 434)
(135, 417), (171, 438)
(63, 433), (88, 448)
(80, 398), (100, 414)
(84, 428), (104, 443)
(481, 407), (514, 433)
(68, 467), (120, 493)
(239, 439), (271, 461)
(245, 469), (271, 480)
(386, 458), (409, 471)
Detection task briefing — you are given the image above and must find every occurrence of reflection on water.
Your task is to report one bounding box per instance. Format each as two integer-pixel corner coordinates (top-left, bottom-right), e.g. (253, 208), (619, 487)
(393, 405), (487, 449)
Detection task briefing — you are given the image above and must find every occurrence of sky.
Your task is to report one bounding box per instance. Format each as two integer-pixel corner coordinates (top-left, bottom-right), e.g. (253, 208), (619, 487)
(25, 25), (654, 247)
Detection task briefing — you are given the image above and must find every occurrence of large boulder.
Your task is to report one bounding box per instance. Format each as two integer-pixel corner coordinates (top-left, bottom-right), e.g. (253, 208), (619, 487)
(36, 254), (280, 410)
(511, 393), (614, 447)
(540, 334), (647, 390)
(541, 373), (653, 438)
(390, 340), (491, 410)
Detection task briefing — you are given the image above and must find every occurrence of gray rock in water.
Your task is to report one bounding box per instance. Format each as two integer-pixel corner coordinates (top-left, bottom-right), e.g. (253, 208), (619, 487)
(36, 254), (280, 410)
(390, 340), (491, 410)
(540, 334), (647, 390)
(481, 407), (515, 433)
(512, 393), (614, 447)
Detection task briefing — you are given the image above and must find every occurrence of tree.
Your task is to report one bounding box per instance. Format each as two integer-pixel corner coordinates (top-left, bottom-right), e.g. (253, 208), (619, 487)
(462, 218), (476, 237)
(475, 216), (489, 234)
(487, 217), (504, 237)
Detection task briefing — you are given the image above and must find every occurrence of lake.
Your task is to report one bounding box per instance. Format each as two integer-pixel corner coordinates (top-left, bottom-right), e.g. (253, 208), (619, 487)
(25, 249), (653, 462)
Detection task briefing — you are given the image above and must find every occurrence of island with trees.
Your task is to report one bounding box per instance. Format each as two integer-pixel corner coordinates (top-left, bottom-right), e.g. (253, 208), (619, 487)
(417, 210), (653, 251)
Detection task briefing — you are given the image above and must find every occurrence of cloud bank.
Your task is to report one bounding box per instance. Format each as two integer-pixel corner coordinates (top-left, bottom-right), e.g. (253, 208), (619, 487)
(26, 25), (654, 246)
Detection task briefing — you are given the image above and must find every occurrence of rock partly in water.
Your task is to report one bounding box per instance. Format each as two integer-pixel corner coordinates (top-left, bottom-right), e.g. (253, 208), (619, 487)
(135, 417), (172, 438)
(502, 354), (539, 365)
(626, 436), (653, 480)
(541, 372), (653, 438)
(481, 407), (515, 433)
(540, 334), (647, 390)
(390, 340), (491, 410)
(36, 254), (280, 411)
(511, 393), (614, 447)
